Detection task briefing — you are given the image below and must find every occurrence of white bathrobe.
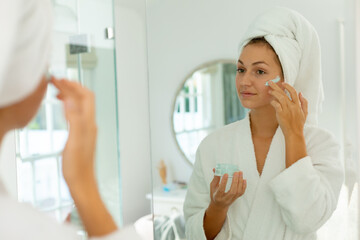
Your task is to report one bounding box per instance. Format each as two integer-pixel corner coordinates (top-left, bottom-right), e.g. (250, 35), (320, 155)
(184, 114), (344, 240)
(0, 180), (142, 240)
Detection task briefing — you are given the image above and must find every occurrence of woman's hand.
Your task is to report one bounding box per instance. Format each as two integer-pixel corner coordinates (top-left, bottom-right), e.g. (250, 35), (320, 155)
(51, 78), (117, 236)
(268, 81), (308, 167)
(51, 78), (97, 183)
(210, 170), (247, 209)
(268, 81), (308, 137)
(204, 170), (246, 240)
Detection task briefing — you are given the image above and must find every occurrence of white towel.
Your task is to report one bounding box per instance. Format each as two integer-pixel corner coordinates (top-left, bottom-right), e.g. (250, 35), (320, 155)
(0, 0), (52, 108)
(238, 7), (323, 126)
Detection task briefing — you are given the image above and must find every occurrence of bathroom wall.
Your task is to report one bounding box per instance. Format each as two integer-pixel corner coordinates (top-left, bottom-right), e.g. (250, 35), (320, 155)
(146, 0), (358, 187)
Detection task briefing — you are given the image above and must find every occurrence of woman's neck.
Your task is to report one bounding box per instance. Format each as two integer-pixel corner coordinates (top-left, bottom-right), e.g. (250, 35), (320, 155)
(0, 119), (10, 145)
(0, 111), (12, 145)
(0, 128), (6, 145)
(249, 106), (278, 139)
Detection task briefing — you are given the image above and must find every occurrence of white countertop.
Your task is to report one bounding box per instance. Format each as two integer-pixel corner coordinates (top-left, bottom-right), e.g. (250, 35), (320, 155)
(146, 187), (187, 203)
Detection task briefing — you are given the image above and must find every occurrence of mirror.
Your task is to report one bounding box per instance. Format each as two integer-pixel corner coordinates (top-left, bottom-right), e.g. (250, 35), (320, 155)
(147, 1), (358, 240)
(172, 60), (248, 165)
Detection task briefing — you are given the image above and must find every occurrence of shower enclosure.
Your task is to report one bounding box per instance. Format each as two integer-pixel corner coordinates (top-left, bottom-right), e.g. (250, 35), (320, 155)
(15, 0), (122, 234)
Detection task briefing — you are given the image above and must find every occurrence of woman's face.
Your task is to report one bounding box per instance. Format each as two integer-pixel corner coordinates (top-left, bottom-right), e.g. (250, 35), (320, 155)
(236, 43), (283, 110)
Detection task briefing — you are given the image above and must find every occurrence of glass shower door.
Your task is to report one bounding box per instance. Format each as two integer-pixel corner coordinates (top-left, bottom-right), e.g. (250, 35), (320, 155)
(16, 0), (122, 233)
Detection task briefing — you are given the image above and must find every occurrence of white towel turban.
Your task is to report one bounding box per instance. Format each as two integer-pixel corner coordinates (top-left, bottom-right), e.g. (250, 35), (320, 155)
(238, 7), (324, 126)
(0, 0), (52, 108)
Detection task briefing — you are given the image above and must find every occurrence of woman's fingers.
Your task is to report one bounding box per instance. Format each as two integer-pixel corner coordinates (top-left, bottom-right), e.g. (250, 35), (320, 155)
(51, 78), (83, 99)
(268, 81), (300, 108)
(226, 172), (246, 199)
(211, 174), (221, 190)
(52, 78), (81, 108)
(228, 172), (239, 195)
(268, 80), (306, 138)
(269, 90), (287, 111)
(52, 79), (91, 114)
(299, 92), (308, 118)
(51, 77), (66, 90)
(52, 78), (77, 101)
(282, 83), (300, 106)
(268, 80), (288, 98)
(218, 174), (228, 194)
(56, 93), (64, 100)
(270, 100), (283, 113)
(51, 78), (96, 122)
(211, 171), (246, 208)
(236, 172), (244, 196)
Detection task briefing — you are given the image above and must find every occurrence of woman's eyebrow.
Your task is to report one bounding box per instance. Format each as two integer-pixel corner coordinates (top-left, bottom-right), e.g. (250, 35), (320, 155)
(238, 59), (269, 66)
(252, 61), (269, 66)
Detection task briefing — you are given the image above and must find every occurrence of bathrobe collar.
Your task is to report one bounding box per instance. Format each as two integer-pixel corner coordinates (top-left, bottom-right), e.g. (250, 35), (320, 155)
(235, 113), (287, 239)
(238, 112), (286, 182)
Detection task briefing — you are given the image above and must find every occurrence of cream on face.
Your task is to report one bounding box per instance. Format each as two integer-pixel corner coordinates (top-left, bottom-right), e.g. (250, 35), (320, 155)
(265, 76), (281, 86)
(236, 44), (283, 109)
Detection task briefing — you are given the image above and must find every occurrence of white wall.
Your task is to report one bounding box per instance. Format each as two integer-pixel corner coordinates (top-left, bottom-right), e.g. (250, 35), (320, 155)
(146, 0), (358, 187)
(114, 0), (152, 225)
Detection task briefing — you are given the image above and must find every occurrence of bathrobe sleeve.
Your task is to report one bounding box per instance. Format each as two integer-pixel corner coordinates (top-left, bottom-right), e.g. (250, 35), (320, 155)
(268, 127), (344, 234)
(183, 148), (232, 240)
(0, 194), (141, 240)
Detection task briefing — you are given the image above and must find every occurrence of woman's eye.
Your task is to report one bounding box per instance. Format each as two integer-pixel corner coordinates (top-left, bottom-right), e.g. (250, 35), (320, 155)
(256, 70), (266, 75)
(237, 68), (245, 73)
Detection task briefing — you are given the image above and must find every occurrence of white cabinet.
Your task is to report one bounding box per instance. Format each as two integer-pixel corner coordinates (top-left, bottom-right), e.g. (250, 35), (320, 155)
(147, 188), (187, 216)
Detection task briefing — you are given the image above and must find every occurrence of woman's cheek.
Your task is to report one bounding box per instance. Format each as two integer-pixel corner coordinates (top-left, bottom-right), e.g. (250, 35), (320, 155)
(256, 83), (269, 95)
(262, 86), (274, 102)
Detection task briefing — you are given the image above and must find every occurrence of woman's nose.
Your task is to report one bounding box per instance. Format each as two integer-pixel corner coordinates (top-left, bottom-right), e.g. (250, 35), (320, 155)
(237, 74), (252, 86)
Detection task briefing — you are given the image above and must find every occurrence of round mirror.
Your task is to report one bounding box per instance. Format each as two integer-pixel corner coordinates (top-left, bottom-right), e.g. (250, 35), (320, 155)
(172, 60), (249, 165)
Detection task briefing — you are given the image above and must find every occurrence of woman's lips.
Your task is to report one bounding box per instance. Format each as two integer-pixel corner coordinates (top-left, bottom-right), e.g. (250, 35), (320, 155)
(240, 92), (256, 98)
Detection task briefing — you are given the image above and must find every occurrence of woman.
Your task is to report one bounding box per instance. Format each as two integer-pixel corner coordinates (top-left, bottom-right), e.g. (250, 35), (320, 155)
(184, 7), (344, 240)
(0, 0), (140, 239)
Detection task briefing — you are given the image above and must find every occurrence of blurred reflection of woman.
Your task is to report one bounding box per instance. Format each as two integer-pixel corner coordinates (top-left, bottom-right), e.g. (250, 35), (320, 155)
(184, 7), (344, 240)
(0, 0), (141, 239)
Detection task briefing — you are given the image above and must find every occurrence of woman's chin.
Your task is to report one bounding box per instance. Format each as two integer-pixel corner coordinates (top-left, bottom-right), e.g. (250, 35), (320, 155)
(240, 101), (273, 111)
(239, 100), (254, 109)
